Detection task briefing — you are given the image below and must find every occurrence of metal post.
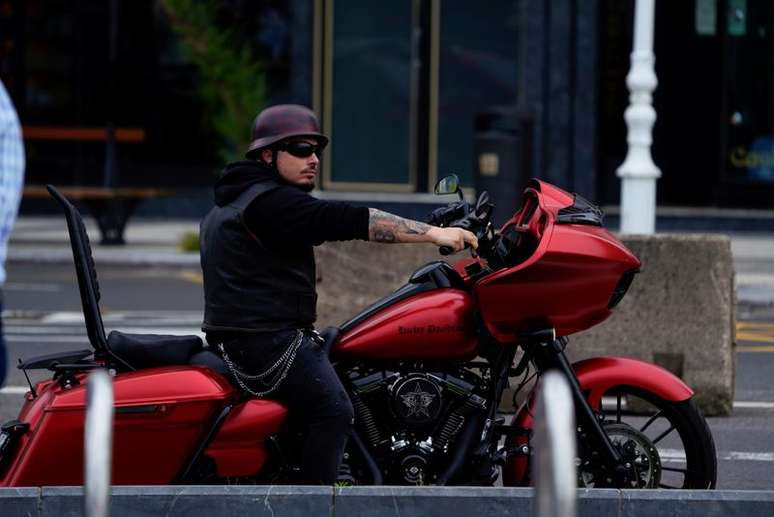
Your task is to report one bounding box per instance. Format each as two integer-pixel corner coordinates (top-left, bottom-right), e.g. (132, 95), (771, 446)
(533, 370), (577, 517)
(84, 369), (114, 517)
(616, 0), (661, 234)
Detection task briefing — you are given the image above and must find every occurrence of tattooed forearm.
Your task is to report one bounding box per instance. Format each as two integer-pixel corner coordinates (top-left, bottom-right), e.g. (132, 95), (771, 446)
(368, 208), (433, 243)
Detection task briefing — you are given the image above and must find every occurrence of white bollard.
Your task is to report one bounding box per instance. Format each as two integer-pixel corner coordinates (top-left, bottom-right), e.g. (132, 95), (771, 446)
(616, 0), (661, 235)
(533, 370), (577, 517)
(84, 369), (114, 517)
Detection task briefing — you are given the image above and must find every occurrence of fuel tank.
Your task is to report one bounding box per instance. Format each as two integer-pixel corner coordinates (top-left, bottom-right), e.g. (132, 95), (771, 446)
(2, 366), (235, 486)
(333, 287), (478, 360)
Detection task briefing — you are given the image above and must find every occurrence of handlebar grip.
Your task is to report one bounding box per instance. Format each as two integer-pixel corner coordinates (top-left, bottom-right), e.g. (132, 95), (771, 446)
(439, 245), (454, 256)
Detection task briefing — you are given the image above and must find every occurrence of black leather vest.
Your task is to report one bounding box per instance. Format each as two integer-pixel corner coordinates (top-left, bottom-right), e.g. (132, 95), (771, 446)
(200, 181), (317, 332)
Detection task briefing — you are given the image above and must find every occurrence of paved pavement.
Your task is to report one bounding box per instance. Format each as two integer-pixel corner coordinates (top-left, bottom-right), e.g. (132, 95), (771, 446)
(7, 216), (199, 265)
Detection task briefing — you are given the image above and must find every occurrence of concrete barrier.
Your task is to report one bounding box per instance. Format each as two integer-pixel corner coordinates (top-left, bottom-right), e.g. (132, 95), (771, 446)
(315, 234), (735, 416)
(1, 486), (772, 516)
(315, 240), (440, 327)
(569, 234), (735, 416)
(38, 486), (332, 517)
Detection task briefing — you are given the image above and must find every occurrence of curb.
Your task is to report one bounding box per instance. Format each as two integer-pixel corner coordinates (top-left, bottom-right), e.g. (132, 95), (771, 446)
(0, 486), (772, 517)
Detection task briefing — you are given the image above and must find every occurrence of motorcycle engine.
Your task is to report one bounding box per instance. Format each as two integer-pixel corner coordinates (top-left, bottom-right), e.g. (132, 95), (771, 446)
(347, 367), (487, 485)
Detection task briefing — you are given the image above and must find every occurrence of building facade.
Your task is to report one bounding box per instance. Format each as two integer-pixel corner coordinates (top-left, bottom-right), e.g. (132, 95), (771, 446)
(0, 0), (771, 218)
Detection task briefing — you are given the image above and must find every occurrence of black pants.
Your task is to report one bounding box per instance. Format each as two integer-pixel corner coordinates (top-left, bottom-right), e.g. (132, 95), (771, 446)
(221, 330), (354, 485)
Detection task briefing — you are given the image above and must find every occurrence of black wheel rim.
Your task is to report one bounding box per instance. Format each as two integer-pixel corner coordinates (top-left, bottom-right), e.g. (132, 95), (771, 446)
(577, 386), (715, 489)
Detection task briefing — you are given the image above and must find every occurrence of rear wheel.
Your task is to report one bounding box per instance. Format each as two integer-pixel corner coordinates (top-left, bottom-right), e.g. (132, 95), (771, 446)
(578, 387), (717, 489)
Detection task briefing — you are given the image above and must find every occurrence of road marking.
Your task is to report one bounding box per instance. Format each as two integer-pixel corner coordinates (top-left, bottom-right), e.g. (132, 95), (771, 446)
(737, 321), (774, 329)
(657, 449), (774, 463)
(723, 452), (774, 462)
(737, 273), (774, 286)
(7, 335), (92, 343)
(178, 271), (203, 284)
(736, 321), (774, 350)
(734, 401), (774, 409)
(736, 345), (774, 353)
(4, 282), (61, 292)
(40, 311), (202, 324)
(0, 387), (29, 395)
(736, 334), (774, 343)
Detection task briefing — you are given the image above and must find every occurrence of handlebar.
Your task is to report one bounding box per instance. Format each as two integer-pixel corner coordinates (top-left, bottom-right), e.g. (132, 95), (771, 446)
(427, 191), (494, 258)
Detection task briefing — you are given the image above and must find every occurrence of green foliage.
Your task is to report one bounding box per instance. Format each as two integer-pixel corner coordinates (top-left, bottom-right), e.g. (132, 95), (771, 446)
(179, 231), (200, 253)
(160, 0), (266, 164)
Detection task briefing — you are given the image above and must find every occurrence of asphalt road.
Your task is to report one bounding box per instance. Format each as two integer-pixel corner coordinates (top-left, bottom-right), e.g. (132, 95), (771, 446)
(2, 262), (773, 489)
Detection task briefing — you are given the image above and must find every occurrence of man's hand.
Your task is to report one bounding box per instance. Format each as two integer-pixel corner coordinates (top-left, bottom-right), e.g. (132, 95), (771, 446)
(427, 226), (478, 253)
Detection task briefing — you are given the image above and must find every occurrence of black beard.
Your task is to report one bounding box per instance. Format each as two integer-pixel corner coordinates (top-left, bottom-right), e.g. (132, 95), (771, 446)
(299, 181), (315, 193)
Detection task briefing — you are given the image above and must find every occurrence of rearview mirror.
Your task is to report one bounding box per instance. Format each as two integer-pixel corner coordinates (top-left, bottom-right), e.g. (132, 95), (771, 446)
(434, 174), (461, 196)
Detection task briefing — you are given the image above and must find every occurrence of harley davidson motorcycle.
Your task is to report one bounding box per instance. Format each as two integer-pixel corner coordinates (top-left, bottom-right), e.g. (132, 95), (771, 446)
(0, 177), (716, 489)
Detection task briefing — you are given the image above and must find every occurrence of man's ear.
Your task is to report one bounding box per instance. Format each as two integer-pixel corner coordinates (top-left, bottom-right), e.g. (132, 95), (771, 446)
(261, 148), (273, 164)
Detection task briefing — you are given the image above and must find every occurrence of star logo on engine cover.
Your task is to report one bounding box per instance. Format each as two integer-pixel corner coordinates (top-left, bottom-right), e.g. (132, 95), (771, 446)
(401, 383), (436, 418)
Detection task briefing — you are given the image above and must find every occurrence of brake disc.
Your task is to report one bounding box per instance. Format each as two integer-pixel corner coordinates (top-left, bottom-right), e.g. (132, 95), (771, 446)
(577, 423), (662, 489)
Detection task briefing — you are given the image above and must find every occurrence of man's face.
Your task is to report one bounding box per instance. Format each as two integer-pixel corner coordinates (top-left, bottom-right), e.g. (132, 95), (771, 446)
(263, 138), (321, 192)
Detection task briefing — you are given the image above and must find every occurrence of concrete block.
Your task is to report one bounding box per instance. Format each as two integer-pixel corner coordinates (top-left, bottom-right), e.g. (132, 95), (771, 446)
(577, 488), (622, 516)
(29, 486), (774, 517)
(40, 487), (81, 517)
(41, 486), (332, 517)
(569, 234), (735, 416)
(315, 240), (440, 328)
(0, 487), (40, 517)
(334, 486), (622, 517)
(621, 489), (774, 517)
(334, 486), (533, 517)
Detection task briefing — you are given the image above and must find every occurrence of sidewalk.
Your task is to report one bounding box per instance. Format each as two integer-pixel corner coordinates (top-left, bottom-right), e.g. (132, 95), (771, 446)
(7, 216), (199, 266)
(6, 215), (774, 306)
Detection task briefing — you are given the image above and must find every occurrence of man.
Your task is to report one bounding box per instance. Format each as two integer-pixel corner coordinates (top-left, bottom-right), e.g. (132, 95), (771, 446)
(200, 104), (476, 484)
(0, 80), (24, 388)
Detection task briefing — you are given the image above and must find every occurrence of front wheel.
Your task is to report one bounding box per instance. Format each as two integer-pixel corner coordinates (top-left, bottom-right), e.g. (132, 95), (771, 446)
(579, 387), (717, 489)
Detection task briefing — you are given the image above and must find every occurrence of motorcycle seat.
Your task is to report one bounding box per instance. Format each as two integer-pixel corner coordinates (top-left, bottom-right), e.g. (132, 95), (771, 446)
(189, 349), (231, 377)
(107, 330), (203, 370)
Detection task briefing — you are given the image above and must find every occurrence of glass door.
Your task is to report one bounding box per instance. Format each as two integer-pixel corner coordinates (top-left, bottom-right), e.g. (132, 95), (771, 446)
(322, 0), (416, 190)
(721, 0), (774, 205)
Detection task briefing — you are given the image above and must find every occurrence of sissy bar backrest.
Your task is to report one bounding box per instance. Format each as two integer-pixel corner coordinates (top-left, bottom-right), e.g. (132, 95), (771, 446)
(45, 185), (111, 356)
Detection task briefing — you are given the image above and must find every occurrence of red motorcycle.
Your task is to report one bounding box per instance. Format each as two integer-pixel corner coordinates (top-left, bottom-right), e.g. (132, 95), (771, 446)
(0, 178), (716, 489)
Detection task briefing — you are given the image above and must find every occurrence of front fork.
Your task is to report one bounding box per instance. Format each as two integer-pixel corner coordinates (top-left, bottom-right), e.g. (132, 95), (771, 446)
(529, 338), (623, 474)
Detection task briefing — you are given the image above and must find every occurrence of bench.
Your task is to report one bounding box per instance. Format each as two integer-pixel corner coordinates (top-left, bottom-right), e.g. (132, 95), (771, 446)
(24, 185), (169, 245)
(22, 125), (168, 245)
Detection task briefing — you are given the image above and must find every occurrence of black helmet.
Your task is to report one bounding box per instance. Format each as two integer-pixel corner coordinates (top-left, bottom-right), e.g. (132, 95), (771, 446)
(245, 104), (329, 159)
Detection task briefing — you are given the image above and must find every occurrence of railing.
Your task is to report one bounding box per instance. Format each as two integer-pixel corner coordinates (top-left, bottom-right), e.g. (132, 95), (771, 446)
(533, 370), (577, 517)
(84, 369), (114, 517)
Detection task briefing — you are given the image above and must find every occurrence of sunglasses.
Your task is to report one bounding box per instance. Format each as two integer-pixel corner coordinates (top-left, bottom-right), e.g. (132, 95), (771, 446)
(277, 141), (324, 158)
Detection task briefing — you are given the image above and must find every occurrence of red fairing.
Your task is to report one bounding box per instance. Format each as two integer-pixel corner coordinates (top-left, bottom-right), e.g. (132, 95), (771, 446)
(205, 399), (288, 477)
(502, 356), (694, 486)
(476, 181), (640, 341)
(333, 289), (477, 360)
(2, 367), (234, 486)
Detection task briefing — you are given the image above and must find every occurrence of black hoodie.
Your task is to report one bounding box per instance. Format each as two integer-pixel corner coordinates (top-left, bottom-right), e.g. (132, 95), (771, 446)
(214, 160), (369, 247)
(201, 160), (369, 333)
